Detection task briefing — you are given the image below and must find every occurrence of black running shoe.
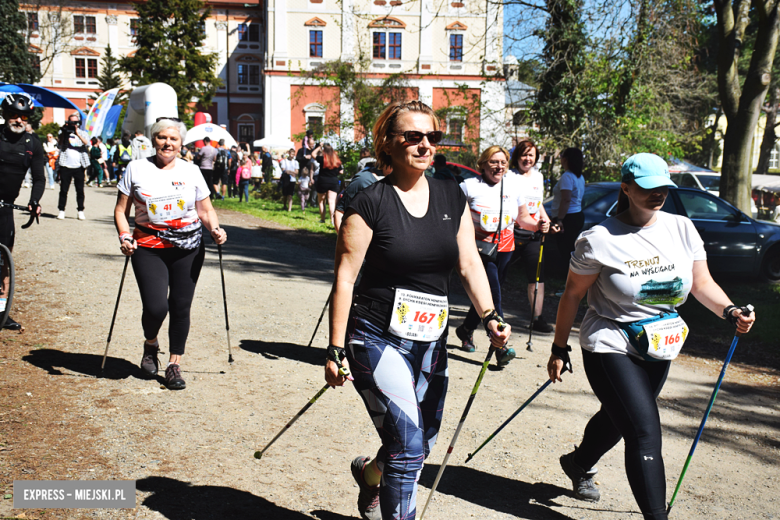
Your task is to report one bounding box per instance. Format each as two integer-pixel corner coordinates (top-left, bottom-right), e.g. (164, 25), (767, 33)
(455, 324), (476, 353)
(531, 316), (554, 333)
(350, 456), (381, 520)
(140, 343), (160, 375)
(164, 363), (186, 390)
(2, 316), (22, 331)
(560, 450), (600, 502)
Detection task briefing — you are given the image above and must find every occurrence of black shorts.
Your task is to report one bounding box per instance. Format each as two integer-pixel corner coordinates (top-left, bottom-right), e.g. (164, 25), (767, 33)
(513, 234), (544, 283)
(316, 176), (339, 194)
(218, 173), (229, 185)
(0, 209), (15, 249)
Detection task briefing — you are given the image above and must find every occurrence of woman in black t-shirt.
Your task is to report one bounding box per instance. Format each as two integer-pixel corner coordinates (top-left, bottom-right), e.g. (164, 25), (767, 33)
(315, 143), (343, 225)
(325, 101), (511, 520)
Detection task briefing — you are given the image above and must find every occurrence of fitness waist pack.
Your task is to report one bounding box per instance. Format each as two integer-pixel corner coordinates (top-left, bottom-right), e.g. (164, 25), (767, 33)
(617, 312), (689, 362)
(136, 221), (203, 250)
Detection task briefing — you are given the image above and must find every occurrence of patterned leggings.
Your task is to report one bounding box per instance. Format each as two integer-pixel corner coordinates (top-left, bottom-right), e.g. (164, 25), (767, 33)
(346, 316), (449, 520)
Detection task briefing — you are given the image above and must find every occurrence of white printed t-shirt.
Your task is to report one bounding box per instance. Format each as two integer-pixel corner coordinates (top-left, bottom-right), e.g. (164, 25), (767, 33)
(551, 170), (585, 215)
(570, 211), (706, 358)
(460, 175), (525, 252)
(118, 157), (211, 249)
(514, 168), (545, 222)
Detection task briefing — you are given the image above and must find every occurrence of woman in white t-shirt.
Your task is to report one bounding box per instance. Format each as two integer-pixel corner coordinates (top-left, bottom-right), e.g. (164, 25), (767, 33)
(546, 153), (755, 519)
(509, 139), (555, 334)
(456, 145), (548, 366)
(551, 147), (586, 273)
(114, 118), (228, 391)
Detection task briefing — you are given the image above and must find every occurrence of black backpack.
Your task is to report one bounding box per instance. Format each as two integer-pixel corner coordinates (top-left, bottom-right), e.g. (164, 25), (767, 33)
(214, 149), (228, 173)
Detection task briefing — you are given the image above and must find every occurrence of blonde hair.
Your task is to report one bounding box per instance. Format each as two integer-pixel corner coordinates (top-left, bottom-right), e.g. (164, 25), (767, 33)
(372, 101), (440, 170)
(477, 145), (510, 173)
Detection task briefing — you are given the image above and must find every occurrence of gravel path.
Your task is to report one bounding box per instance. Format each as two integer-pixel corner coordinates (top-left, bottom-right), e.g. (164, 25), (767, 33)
(1, 185), (778, 520)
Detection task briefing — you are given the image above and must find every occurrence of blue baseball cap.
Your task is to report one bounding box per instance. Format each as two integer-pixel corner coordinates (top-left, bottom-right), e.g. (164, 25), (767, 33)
(621, 153), (676, 189)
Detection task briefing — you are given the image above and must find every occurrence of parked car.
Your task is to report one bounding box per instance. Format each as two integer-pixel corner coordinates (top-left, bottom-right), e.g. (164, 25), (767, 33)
(540, 182), (780, 282)
(670, 169), (759, 217)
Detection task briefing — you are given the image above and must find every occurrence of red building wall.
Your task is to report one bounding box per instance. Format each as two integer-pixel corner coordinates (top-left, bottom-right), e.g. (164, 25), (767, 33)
(290, 85), (340, 143)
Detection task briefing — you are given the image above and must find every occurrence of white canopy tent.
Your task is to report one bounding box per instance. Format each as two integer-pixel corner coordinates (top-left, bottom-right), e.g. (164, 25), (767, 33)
(184, 124), (237, 148)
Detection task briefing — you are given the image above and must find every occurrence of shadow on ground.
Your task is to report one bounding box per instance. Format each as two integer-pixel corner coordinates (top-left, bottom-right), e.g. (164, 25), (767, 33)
(136, 476), (353, 520)
(22, 348), (168, 384)
(418, 464), (637, 519)
(240, 339), (324, 367)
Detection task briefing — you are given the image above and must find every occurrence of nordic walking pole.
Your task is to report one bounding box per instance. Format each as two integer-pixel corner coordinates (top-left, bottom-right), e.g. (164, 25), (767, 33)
(419, 323), (505, 520)
(667, 304), (753, 515)
(307, 291), (332, 348)
(217, 242), (233, 363)
(466, 379), (554, 463)
(526, 233), (546, 352)
(100, 255), (130, 375)
(254, 359), (351, 460)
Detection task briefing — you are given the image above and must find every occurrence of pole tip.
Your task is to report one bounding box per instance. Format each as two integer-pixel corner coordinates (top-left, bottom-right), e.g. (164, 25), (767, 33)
(254, 451), (262, 460)
(465, 454), (472, 463)
(228, 355), (234, 363)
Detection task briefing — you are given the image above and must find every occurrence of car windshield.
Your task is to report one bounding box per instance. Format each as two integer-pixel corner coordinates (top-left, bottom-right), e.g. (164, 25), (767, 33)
(697, 175), (721, 191)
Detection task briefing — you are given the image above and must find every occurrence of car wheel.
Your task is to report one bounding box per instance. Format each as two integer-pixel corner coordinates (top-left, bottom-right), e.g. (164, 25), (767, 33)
(761, 246), (780, 283)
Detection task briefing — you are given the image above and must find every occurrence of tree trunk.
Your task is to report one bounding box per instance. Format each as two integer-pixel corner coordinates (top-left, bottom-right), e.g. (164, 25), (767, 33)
(718, 0), (780, 212)
(756, 86), (779, 176)
(707, 106), (723, 169)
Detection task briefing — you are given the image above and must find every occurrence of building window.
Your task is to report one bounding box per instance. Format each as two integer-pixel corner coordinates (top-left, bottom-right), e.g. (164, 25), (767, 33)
(75, 57), (98, 79)
(27, 12), (39, 32)
(388, 33), (402, 59)
(31, 55), (40, 73)
(770, 143), (780, 170)
(74, 15), (96, 34)
(372, 32), (402, 60)
(238, 23), (260, 42)
(309, 30), (323, 58)
(448, 118), (464, 142)
(237, 64), (260, 85)
(373, 33), (386, 59)
(238, 124), (255, 145)
(308, 116), (324, 136)
(130, 18), (139, 36)
(449, 34), (463, 61)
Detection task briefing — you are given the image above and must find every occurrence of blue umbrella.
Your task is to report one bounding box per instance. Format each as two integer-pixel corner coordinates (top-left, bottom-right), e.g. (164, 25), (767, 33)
(17, 84), (86, 121)
(0, 85), (45, 107)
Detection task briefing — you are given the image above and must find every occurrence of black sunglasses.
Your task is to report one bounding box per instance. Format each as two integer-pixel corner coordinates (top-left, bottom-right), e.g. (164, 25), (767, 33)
(156, 116), (182, 123)
(3, 110), (29, 121)
(392, 130), (443, 145)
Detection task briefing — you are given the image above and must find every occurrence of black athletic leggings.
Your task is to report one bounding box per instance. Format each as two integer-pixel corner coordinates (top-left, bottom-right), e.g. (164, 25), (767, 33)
(575, 349), (671, 520)
(131, 244), (205, 355)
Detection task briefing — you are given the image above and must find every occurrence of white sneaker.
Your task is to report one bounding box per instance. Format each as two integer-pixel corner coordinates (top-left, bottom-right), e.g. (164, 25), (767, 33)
(49, 185), (56, 190)
(77, 211), (85, 220)
(56, 211), (65, 220)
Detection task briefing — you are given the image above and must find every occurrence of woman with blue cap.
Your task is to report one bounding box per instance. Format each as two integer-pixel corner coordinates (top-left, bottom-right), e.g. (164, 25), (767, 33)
(545, 152), (756, 519)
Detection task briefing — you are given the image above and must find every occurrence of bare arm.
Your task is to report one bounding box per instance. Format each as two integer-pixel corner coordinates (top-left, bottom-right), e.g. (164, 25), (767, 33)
(547, 270), (599, 382)
(515, 204), (549, 233)
(114, 193), (137, 256)
(195, 197), (227, 244)
(456, 205), (511, 347)
(556, 190), (572, 222)
(690, 260), (755, 334)
(325, 211), (373, 386)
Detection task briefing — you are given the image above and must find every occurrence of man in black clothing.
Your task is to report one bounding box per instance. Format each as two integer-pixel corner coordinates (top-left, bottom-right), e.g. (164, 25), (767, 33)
(0, 94), (45, 331)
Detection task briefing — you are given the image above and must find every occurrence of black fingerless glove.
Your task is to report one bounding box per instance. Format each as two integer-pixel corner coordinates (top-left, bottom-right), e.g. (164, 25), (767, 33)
(326, 345), (345, 363)
(482, 310), (507, 336)
(722, 305), (739, 326)
(551, 343), (573, 373)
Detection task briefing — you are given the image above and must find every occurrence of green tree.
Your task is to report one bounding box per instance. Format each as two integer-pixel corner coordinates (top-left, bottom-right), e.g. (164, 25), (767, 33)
(119, 0), (220, 123)
(296, 58), (412, 175)
(714, 0), (780, 212)
(91, 44), (126, 102)
(0, 0), (40, 83)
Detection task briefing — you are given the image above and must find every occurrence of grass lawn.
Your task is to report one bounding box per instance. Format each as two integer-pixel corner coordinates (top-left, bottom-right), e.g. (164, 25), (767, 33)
(213, 195), (337, 238)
